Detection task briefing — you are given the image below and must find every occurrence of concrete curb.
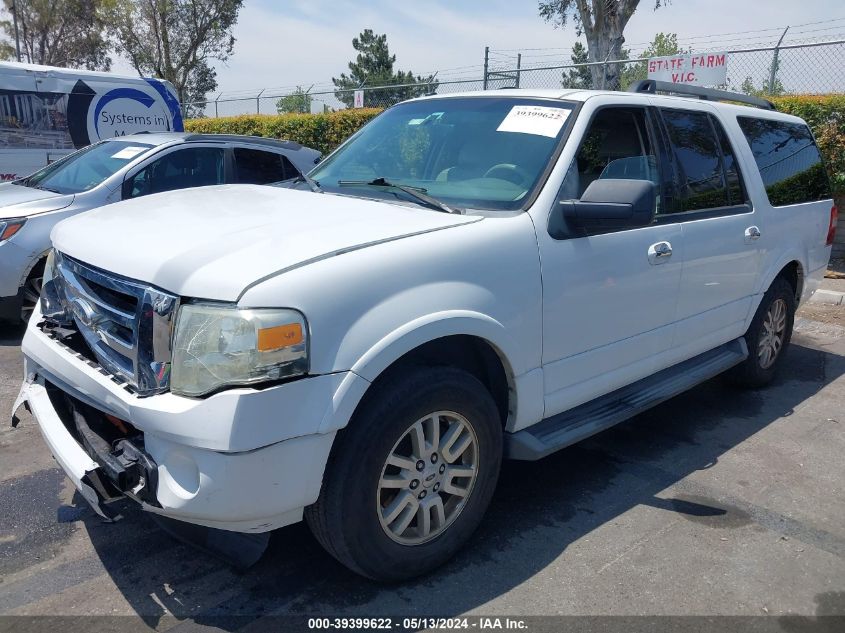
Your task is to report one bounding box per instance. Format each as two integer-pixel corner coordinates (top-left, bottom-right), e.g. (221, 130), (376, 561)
(809, 289), (845, 305)
(794, 317), (845, 338)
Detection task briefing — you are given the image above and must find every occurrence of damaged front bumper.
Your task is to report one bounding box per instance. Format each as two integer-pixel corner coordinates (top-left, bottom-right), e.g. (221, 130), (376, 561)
(12, 376), (148, 521)
(13, 314), (350, 535)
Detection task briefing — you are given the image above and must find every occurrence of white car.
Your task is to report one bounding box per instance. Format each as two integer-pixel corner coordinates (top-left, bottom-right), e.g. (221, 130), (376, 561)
(13, 82), (836, 581)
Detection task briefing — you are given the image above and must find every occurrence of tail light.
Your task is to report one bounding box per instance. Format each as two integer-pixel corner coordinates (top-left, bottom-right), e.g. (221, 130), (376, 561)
(827, 205), (838, 246)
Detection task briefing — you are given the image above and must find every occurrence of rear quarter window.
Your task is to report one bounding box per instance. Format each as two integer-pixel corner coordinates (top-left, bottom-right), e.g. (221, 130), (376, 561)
(737, 116), (831, 206)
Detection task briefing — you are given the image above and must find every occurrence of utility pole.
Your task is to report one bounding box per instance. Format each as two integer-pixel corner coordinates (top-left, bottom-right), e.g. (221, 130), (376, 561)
(768, 26), (789, 94)
(11, 2), (22, 62)
(482, 46), (489, 90)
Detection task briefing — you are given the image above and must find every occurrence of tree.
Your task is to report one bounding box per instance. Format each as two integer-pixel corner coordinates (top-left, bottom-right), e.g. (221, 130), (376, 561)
(105, 0), (243, 108)
(621, 32), (684, 88)
(739, 54), (785, 97)
(276, 86), (313, 114)
(0, 0), (111, 69)
(740, 74), (784, 97)
(539, 0), (666, 90)
(332, 29), (437, 108)
(561, 40), (592, 89)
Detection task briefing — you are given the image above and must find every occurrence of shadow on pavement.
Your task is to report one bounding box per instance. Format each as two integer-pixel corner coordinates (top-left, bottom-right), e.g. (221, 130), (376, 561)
(6, 339), (843, 627)
(0, 323), (25, 347)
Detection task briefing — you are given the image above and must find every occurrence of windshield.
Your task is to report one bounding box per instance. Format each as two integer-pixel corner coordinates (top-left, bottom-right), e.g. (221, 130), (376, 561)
(309, 97), (576, 211)
(17, 140), (155, 195)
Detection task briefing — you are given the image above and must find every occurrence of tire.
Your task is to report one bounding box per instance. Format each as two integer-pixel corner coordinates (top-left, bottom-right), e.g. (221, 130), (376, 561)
(305, 366), (502, 581)
(728, 277), (795, 388)
(20, 260), (46, 325)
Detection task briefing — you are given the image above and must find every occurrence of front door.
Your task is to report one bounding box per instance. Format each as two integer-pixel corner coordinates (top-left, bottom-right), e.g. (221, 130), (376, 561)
(536, 105), (684, 418)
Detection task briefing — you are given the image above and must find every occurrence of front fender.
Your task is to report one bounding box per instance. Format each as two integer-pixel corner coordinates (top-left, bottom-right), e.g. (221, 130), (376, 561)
(349, 310), (517, 382)
(315, 311), (521, 435)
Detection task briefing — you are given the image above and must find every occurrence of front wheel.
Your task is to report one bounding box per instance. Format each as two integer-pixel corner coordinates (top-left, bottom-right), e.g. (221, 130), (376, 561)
(728, 277), (795, 388)
(305, 366), (502, 581)
(20, 260), (45, 324)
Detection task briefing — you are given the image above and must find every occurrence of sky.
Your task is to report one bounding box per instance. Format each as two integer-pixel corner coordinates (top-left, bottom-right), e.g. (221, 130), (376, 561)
(112, 0), (845, 107)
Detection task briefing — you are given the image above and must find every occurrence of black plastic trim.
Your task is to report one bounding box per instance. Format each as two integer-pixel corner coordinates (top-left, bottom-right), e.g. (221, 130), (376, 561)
(654, 203), (753, 224)
(628, 80), (774, 110)
(505, 338), (748, 461)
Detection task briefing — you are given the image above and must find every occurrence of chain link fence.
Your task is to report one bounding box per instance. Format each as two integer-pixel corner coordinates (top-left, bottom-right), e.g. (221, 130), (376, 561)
(182, 38), (845, 119)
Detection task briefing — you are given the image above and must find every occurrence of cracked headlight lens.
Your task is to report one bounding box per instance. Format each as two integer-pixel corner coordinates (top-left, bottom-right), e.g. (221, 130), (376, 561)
(171, 304), (308, 397)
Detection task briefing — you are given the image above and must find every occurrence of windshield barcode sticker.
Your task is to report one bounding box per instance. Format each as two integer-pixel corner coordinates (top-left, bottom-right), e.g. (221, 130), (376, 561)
(111, 146), (148, 160)
(497, 105), (570, 138)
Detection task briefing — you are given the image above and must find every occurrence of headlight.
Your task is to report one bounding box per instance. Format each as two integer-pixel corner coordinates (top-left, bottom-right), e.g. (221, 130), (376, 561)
(39, 249), (68, 320)
(171, 304), (308, 397)
(0, 218), (26, 243)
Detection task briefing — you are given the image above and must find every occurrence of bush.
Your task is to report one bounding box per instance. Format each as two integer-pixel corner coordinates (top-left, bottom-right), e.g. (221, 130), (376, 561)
(771, 95), (845, 197)
(184, 109), (383, 155)
(185, 95), (845, 198)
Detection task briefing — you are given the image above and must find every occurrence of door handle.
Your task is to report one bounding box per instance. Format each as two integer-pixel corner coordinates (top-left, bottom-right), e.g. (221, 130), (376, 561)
(745, 226), (761, 243)
(648, 241), (673, 265)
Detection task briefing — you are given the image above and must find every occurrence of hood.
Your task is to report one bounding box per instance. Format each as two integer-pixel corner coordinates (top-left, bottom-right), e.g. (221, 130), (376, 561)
(0, 182), (75, 219)
(52, 185), (481, 301)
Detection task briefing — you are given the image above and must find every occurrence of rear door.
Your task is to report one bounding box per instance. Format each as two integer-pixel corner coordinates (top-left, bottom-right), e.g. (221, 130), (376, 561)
(655, 105), (762, 362)
(231, 146), (301, 184)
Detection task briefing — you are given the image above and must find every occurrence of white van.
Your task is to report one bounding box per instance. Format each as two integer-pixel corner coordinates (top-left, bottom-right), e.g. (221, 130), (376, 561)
(0, 62), (183, 181)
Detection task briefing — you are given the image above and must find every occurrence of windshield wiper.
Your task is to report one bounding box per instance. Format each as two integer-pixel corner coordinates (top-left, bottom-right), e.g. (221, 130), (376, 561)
(14, 179), (59, 193)
(337, 177), (461, 214)
(290, 173), (323, 193)
(33, 184), (61, 193)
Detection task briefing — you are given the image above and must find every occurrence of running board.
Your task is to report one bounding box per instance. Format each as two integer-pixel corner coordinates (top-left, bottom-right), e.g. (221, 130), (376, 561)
(505, 338), (748, 461)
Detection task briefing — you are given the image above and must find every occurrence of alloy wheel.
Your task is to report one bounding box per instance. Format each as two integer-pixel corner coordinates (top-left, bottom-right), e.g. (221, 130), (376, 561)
(758, 297), (787, 369)
(377, 411), (479, 545)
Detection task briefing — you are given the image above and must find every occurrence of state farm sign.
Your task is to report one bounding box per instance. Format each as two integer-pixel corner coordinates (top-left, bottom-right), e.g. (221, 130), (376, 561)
(647, 52), (728, 86)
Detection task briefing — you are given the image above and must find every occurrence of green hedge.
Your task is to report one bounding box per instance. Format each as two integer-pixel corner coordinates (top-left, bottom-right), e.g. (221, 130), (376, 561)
(186, 95), (844, 197)
(184, 108), (383, 155)
(771, 95), (845, 197)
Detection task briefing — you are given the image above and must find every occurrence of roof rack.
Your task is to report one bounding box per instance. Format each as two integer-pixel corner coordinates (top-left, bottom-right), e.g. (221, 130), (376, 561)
(182, 133), (303, 150)
(628, 79), (774, 110)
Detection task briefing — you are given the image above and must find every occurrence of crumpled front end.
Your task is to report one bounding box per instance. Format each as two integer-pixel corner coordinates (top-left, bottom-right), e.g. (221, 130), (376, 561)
(12, 295), (351, 536)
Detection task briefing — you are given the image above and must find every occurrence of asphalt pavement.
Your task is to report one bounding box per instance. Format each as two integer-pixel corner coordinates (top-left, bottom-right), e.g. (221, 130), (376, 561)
(0, 303), (843, 631)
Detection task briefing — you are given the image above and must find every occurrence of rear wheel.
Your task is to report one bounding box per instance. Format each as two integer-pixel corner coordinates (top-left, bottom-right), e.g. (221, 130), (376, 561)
(728, 277), (795, 388)
(305, 366), (502, 581)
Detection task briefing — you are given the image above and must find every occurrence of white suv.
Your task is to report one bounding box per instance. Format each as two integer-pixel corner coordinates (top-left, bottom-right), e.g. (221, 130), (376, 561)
(13, 83), (837, 581)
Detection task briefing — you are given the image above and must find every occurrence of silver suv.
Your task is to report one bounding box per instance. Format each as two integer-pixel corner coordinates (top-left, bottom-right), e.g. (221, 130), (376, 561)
(0, 133), (321, 323)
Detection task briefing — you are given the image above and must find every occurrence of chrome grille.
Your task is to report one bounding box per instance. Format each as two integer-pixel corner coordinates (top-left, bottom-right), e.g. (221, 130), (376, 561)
(54, 252), (179, 396)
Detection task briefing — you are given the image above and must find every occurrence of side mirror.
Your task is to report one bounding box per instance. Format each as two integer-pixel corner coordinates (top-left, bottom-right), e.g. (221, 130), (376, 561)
(550, 179), (656, 237)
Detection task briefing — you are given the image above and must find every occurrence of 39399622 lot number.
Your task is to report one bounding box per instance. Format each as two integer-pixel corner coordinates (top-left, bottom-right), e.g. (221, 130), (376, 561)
(307, 617), (475, 630)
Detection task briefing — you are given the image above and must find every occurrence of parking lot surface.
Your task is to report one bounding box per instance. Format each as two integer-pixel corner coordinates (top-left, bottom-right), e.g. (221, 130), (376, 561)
(1, 305), (844, 629)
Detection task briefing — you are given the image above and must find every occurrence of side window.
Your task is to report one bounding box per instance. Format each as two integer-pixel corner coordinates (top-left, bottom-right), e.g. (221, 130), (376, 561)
(711, 116), (745, 206)
(124, 147), (224, 199)
(737, 116), (831, 206)
(559, 107), (659, 203)
(234, 148), (299, 184)
(660, 109), (730, 212)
